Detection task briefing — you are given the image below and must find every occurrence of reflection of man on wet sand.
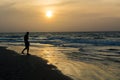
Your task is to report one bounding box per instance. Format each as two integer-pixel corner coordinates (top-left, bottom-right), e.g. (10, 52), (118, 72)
(22, 32), (30, 55)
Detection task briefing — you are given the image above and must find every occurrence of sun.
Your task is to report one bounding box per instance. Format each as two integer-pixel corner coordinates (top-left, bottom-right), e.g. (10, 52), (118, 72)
(46, 10), (53, 18)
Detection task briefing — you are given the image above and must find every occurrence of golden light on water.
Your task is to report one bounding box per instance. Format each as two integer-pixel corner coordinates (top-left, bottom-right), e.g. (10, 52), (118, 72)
(46, 10), (53, 18)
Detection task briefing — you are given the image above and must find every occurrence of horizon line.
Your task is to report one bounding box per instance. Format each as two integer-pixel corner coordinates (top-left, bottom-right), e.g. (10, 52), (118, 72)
(0, 31), (120, 33)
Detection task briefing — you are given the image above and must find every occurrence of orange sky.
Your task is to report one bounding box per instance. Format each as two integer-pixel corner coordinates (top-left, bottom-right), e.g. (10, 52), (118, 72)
(0, 0), (120, 32)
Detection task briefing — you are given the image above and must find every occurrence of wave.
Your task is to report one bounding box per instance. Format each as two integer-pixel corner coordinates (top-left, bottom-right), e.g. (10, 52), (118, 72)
(0, 32), (120, 46)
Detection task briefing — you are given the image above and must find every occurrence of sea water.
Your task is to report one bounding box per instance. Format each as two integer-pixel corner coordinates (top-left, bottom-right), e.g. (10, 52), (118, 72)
(0, 32), (120, 46)
(0, 32), (120, 80)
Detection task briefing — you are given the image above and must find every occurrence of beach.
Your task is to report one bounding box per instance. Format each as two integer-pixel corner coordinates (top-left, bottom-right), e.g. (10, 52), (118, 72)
(0, 32), (120, 80)
(0, 46), (73, 80)
(0, 0), (120, 79)
(1, 44), (119, 80)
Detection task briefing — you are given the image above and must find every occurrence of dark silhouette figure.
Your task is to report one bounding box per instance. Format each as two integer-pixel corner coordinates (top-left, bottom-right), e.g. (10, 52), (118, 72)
(22, 32), (30, 55)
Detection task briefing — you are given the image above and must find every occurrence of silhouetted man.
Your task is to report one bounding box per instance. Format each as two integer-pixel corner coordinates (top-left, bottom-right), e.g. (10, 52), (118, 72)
(22, 32), (30, 55)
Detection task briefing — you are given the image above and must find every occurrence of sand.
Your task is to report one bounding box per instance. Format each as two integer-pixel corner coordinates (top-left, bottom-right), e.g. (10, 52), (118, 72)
(0, 46), (72, 80)
(0, 45), (120, 80)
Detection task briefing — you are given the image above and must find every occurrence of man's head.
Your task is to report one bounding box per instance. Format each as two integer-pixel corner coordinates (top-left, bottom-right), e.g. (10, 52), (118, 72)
(26, 32), (29, 35)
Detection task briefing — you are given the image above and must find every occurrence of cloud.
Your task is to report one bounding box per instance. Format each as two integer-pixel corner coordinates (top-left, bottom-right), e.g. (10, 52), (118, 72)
(0, 0), (120, 32)
(44, 0), (78, 7)
(0, 2), (16, 9)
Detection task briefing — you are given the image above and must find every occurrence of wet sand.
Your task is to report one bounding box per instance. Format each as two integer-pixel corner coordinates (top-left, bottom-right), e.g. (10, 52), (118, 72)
(2, 45), (120, 80)
(0, 46), (72, 80)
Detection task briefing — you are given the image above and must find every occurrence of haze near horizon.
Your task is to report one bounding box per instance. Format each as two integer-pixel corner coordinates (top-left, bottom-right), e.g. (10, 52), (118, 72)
(0, 0), (120, 32)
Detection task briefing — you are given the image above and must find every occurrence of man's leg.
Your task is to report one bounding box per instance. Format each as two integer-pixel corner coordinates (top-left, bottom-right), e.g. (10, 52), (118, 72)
(22, 47), (26, 54)
(27, 46), (29, 55)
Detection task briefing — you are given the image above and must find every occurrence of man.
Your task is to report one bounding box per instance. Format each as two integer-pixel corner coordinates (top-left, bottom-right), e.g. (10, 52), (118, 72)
(21, 32), (30, 55)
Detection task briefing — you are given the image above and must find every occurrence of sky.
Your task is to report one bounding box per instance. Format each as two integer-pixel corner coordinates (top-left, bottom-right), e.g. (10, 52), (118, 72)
(0, 0), (120, 32)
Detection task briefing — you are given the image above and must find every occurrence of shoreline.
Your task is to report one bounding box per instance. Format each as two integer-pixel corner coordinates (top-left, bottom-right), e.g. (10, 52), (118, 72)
(0, 46), (72, 80)
(1, 45), (120, 80)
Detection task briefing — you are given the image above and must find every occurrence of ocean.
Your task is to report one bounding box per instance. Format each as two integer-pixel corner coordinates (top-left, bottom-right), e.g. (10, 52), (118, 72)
(0, 32), (120, 80)
(0, 32), (120, 46)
